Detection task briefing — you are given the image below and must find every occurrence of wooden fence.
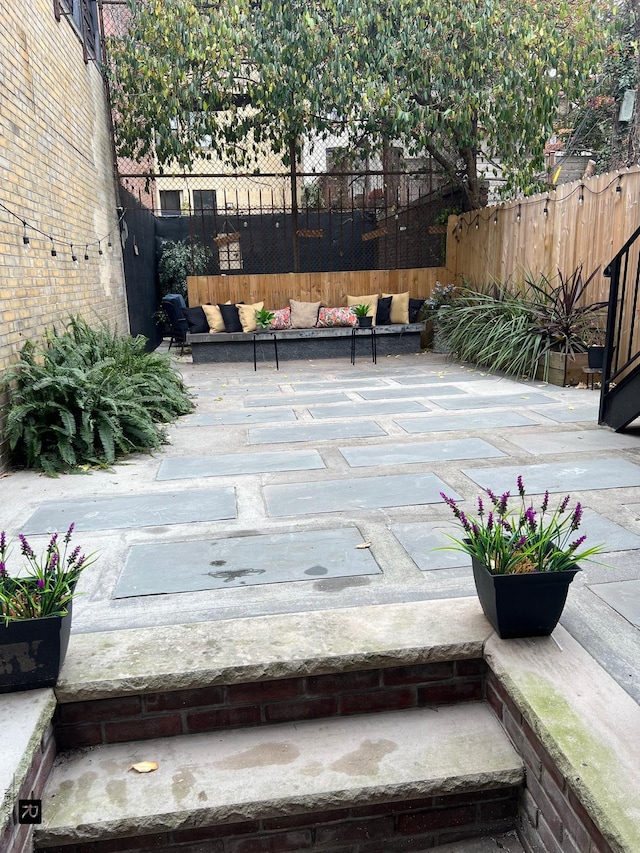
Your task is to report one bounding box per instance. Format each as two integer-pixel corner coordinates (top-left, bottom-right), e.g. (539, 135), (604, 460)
(446, 166), (640, 304)
(187, 267), (448, 308)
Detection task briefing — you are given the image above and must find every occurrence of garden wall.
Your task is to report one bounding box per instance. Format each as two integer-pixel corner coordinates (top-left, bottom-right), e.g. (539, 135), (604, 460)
(446, 165), (640, 302)
(0, 0), (128, 470)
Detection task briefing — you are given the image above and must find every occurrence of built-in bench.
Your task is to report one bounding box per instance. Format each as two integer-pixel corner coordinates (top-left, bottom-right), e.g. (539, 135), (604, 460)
(187, 323), (425, 364)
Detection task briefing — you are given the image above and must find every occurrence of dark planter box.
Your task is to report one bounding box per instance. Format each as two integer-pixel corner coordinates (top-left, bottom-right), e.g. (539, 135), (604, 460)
(588, 346), (605, 369)
(471, 558), (579, 639)
(357, 316), (373, 328)
(0, 606), (72, 693)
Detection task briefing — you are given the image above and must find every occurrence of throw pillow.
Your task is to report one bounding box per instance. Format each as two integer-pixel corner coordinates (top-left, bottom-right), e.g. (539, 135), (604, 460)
(237, 301), (264, 333)
(218, 303), (243, 333)
(270, 307), (292, 330)
(376, 295), (393, 326)
(383, 291), (410, 324)
(183, 306), (209, 334)
(346, 294), (379, 325)
(317, 306), (357, 328)
(409, 298), (426, 324)
(202, 303), (226, 333)
(290, 299), (321, 328)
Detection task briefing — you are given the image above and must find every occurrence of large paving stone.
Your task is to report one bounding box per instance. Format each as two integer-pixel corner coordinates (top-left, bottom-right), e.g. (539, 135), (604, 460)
(310, 400), (430, 418)
(340, 438), (505, 468)
(589, 579), (640, 627)
(532, 403), (600, 423)
(157, 450), (324, 481)
(356, 386), (469, 400)
(114, 529), (381, 597)
(177, 410), (297, 426)
(249, 420), (387, 445)
(264, 473), (459, 517)
(395, 412), (537, 433)
(462, 458), (640, 495)
(390, 522), (471, 571)
(23, 489), (237, 533)
(505, 429), (640, 455)
(436, 392), (557, 410)
(244, 391), (350, 407)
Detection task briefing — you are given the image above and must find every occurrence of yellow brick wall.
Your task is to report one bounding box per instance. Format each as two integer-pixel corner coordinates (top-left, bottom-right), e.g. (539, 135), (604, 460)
(0, 0), (128, 470)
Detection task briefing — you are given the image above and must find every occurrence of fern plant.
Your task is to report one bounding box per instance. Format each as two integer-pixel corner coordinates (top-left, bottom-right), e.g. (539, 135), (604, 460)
(3, 317), (194, 475)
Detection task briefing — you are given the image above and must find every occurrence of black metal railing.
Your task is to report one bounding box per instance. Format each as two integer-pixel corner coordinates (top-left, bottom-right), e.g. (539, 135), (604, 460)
(599, 224), (640, 428)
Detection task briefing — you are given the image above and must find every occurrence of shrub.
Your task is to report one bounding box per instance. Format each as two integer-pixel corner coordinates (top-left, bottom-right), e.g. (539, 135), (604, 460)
(158, 239), (211, 302)
(3, 316), (194, 475)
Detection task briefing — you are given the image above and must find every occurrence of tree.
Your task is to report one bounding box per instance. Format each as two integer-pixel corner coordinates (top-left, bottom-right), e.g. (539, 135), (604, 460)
(105, 0), (610, 212)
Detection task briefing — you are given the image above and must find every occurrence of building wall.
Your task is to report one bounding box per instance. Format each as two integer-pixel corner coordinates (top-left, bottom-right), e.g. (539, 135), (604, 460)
(0, 0), (128, 470)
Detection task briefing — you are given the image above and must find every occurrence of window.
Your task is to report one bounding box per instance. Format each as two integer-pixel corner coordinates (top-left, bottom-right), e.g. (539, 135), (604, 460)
(192, 190), (217, 213)
(54, 0), (100, 62)
(160, 191), (182, 217)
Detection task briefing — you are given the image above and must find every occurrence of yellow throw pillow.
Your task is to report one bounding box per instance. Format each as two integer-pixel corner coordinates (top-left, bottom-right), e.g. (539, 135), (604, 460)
(383, 291), (410, 324)
(201, 303), (225, 333)
(237, 301), (264, 333)
(346, 294), (379, 325)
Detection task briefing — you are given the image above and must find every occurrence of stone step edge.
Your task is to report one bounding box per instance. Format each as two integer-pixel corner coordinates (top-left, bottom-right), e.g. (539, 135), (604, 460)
(36, 704), (524, 848)
(57, 597), (491, 702)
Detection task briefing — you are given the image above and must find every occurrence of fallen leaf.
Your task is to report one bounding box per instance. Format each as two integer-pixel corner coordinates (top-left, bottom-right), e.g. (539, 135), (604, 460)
(356, 541), (372, 549)
(130, 761), (158, 774)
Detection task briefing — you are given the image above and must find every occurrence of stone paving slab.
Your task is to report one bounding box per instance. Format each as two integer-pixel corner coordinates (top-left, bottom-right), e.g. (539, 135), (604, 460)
(356, 386), (469, 400)
(531, 403), (600, 423)
(38, 705), (522, 846)
(244, 391), (350, 407)
(310, 400), (430, 418)
(395, 411), (538, 433)
(22, 489), (237, 533)
(265, 473), (460, 517)
(436, 392), (558, 410)
(249, 420), (387, 445)
(462, 458), (640, 495)
(114, 529), (381, 597)
(289, 378), (389, 390)
(339, 438), (505, 468)
(392, 373), (483, 384)
(177, 410), (297, 426)
(589, 579), (640, 627)
(156, 450), (324, 481)
(390, 522), (471, 572)
(505, 429), (640, 455)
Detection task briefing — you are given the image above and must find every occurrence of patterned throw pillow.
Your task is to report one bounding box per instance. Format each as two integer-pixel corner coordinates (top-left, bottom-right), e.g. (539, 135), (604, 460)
(317, 306), (357, 328)
(270, 307), (292, 330)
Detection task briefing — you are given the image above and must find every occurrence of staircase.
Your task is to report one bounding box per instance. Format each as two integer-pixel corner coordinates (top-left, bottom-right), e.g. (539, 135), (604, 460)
(34, 599), (526, 852)
(599, 224), (640, 430)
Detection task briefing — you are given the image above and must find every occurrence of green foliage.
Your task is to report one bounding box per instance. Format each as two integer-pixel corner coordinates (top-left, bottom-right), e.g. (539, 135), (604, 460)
(351, 303), (371, 317)
(158, 239), (211, 302)
(105, 0), (611, 210)
(440, 477), (603, 575)
(255, 307), (275, 329)
(3, 317), (194, 475)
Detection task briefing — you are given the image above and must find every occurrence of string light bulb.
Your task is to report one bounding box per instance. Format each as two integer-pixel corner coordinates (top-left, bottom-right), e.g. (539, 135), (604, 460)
(22, 222), (30, 249)
(543, 197), (549, 217)
(578, 185), (584, 204)
(71, 244), (78, 264)
(98, 241), (103, 256)
(493, 213), (498, 226)
(516, 205), (521, 223)
(84, 245), (89, 262)
(50, 238), (57, 257)
(616, 179), (622, 195)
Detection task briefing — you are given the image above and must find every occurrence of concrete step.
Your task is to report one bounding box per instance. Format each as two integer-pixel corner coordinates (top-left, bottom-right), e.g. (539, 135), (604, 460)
(36, 704), (523, 852)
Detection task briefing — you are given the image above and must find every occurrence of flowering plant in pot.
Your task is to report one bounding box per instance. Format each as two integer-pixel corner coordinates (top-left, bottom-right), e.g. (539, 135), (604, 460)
(440, 478), (603, 638)
(351, 304), (373, 327)
(0, 524), (95, 692)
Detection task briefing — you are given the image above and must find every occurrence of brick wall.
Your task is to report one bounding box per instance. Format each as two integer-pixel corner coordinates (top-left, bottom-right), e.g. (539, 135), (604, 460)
(0, 0), (128, 470)
(54, 660), (487, 748)
(0, 723), (56, 853)
(487, 671), (614, 853)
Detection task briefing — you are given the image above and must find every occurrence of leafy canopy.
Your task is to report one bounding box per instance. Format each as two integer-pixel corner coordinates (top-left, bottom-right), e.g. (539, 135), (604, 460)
(106, 0), (610, 208)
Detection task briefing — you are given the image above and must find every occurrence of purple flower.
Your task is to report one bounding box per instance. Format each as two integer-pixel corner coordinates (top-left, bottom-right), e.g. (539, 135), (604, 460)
(524, 507), (537, 529)
(47, 532), (58, 551)
(472, 523), (480, 536)
(458, 511), (472, 532)
(477, 496), (484, 516)
(75, 555), (86, 570)
(541, 491), (549, 512)
(517, 535), (527, 548)
(517, 476), (525, 496)
(37, 578), (45, 590)
(64, 523), (75, 543)
(498, 491), (510, 514)
(485, 488), (498, 505)
(440, 492), (461, 519)
(48, 552), (59, 572)
(0, 561), (6, 577)
(560, 494), (571, 512)
(487, 511), (494, 531)
(19, 535), (35, 558)
(67, 546), (82, 567)
(570, 534), (587, 552)
(571, 502), (583, 531)
(0, 531), (5, 551)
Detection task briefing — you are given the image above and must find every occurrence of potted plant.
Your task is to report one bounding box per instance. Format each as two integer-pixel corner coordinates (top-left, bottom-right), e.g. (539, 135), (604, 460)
(440, 477), (603, 639)
(351, 304), (373, 327)
(254, 307), (275, 331)
(0, 524), (95, 692)
(419, 282), (457, 352)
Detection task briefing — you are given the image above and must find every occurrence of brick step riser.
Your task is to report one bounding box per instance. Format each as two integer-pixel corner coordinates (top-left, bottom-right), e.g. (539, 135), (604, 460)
(55, 658), (487, 749)
(37, 786), (519, 853)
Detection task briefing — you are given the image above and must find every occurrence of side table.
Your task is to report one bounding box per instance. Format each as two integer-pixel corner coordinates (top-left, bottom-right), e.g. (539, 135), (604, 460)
(351, 326), (377, 364)
(253, 331), (279, 370)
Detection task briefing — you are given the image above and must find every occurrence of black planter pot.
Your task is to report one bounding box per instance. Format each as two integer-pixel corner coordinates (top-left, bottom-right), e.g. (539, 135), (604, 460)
(0, 604), (72, 693)
(357, 316), (373, 328)
(471, 557), (579, 639)
(588, 346), (605, 369)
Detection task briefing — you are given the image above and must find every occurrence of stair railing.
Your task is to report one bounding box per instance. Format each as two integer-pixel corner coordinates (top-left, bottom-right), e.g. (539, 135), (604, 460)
(599, 223), (640, 426)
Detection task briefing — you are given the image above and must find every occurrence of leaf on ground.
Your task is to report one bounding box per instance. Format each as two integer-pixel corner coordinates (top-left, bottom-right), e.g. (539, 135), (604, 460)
(356, 541), (372, 549)
(130, 761), (159, 773)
